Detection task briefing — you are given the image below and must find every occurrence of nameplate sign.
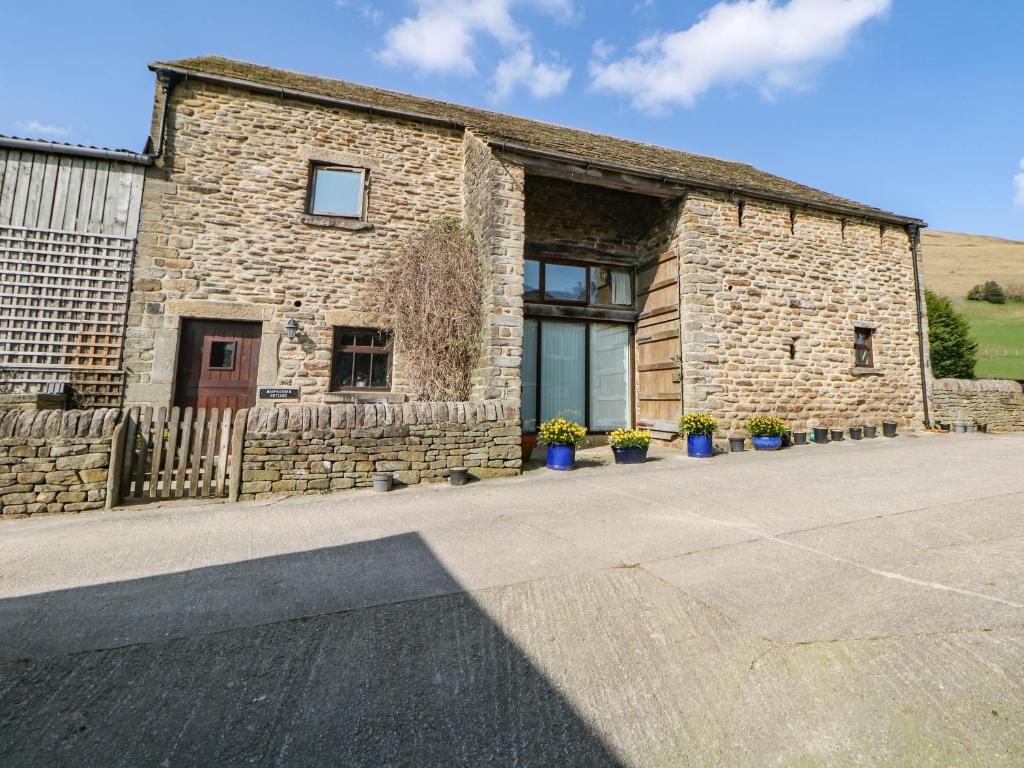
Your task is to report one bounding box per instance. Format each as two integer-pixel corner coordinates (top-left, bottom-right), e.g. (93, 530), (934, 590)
(258, 387), (300, 400)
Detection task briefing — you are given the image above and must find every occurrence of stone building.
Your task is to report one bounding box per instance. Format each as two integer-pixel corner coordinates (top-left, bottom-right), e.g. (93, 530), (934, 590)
(124, 56), (932, 438)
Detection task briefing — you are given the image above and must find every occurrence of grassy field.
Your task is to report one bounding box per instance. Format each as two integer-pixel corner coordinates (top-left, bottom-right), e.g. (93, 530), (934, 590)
(954, 299), (1024, 379)
(922, 230), (1024, 380)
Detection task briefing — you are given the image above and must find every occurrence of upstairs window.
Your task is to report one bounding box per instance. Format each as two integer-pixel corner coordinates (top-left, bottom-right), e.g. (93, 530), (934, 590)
(330, 327), (392, 390)
(854, 327), (874, 368)
(524, 259), (632, 308)
(308, 165), (366, 218)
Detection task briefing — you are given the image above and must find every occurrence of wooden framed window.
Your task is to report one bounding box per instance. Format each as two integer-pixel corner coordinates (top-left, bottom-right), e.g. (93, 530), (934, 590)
(524, 259), (632, 308)
(330, 327), (392, 391)
(207, 340), (237, 370)
(854, 327), (874, 368)
(307, 164), (367, 218)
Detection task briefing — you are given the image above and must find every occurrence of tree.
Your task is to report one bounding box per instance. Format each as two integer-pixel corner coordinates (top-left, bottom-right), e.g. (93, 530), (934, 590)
(925, 290), (977, 379)
(982, 280), (1007, 304)
(368, 217), (484, 401)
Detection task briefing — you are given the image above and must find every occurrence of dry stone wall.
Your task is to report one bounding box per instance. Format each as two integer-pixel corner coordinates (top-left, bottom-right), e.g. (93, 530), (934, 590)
(0, 409), (119, 516)
(239, 401), (520, 500)
(931, 378), (1024, 432)
(677, 190), (928, 434)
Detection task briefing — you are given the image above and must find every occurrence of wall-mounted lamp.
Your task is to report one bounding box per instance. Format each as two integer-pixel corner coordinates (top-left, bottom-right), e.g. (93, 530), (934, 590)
(285, 318), (300, 341)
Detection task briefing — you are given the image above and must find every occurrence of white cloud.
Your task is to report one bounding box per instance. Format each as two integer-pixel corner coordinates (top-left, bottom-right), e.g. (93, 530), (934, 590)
(1015, 158), (1024, 208)
(378, 0), (573, 99)
(590, 0), (891, 111)
(17, 120), (69, 138)
(495, 48), (572, 100)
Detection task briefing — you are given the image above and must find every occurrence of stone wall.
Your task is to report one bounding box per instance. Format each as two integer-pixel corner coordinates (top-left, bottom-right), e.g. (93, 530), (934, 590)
(238, 401), (520, 500)
(931, 378), (1024, 432)
(0, 409), (120, 517)
(464, 132), (525, 402)
(677, 190), (928, 434)
(126, 78), (466, 407)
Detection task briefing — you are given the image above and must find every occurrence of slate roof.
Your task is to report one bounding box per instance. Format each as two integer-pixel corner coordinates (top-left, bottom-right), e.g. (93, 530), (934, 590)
(151, 56), (921, 225)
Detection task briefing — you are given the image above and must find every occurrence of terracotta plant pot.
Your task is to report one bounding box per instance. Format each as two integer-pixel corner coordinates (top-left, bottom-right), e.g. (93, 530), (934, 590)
(520, 433), (538, 460)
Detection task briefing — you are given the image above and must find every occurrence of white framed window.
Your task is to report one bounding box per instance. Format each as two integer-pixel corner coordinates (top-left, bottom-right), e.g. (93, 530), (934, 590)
(307, 164), (366, 218)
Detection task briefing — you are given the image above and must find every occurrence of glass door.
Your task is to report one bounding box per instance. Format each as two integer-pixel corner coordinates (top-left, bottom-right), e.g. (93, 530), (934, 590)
(521, 319), (631, 432)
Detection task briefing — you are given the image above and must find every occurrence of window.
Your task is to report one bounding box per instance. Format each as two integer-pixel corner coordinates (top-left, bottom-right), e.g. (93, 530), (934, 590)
(308, 165), (366, 218)
(854, 327), (874, 368)
(208, 340), (236, 370)
(524, 259), (632, 307)
(330, 327), (392, 390)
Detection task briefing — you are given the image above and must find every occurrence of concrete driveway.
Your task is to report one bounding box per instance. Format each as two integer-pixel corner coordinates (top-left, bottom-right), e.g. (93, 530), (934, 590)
(1, 432), (1023, 766)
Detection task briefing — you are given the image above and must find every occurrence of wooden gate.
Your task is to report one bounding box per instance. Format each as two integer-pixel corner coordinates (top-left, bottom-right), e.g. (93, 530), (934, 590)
(635, 248), (682, 440)
(118, 405), (245, 501)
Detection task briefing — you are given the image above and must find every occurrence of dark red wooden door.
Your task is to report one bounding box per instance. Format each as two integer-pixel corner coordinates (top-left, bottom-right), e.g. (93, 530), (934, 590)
(174, 320), (262, 411)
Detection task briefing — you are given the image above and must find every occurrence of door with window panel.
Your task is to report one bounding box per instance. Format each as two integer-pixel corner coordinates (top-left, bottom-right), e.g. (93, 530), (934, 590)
(174, 320), (262, 411)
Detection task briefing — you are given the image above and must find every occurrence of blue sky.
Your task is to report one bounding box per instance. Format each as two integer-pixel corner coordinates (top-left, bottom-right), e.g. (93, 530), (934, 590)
(3, 0), (1023, 238)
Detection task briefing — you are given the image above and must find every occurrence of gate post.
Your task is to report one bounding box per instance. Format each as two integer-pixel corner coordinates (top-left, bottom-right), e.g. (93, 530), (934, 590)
(105, 411), (128, 510)
(228, 408), (249, 503)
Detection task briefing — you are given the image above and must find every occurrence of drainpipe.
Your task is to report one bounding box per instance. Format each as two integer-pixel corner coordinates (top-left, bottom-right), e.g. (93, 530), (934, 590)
(144, 71), (181, 162)
(908, 223), (932, 427)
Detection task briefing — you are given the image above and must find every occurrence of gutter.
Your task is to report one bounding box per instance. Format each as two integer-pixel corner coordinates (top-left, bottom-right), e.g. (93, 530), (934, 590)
(149, 64), (466, 131)
(907, 224), (932, 427)
(489, 140), (926, 229)
(0, 136), (152, 165)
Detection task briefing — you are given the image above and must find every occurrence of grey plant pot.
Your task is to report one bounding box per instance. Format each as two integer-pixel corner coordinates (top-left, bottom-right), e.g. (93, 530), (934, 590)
(977, 424), (988, 433)
(792, 431), (808, 446)
(449, 467), (468, 486)
(849, 427), (863, 440)
(863, 425), (878, 438)
(728, 437), (745, 452)
(830, 429), (845, 442)
(952, 423), (968, 434)
(965, 424), (977, 433)
(813, 427), (829, 444)
(882, 421), (898, 438)
(373, 473), (393, 492)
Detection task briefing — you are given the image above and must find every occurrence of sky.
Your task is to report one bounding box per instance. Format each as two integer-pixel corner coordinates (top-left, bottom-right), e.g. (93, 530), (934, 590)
(2, 0), (1023, 239)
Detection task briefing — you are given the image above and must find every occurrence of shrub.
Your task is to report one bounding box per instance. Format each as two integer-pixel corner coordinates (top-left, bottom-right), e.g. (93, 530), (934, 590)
(368, 217), (483, 401)
(925, 290), (977, 379)
(608, 428), (651, 449)
(677, 412), (718, 437)
(745, 416), (789, 437)
(983, 280), (1007, 304)
(537, 417), (587, 447)
(966, 284), (984, 301)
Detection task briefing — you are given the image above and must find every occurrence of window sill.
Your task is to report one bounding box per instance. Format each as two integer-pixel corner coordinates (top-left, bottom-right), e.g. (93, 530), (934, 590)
(324, 391), (407, 404)
(301, 214), (374, 231)
(848, 367), (884, 377)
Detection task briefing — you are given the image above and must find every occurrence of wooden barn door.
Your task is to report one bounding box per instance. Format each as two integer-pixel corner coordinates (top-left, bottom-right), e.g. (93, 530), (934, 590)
(175, 320), (262, 411)
(635, 250), (681, 440)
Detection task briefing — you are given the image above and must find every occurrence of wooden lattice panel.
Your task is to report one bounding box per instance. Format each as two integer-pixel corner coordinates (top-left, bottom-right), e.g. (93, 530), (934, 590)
(0, 225), (134, 374)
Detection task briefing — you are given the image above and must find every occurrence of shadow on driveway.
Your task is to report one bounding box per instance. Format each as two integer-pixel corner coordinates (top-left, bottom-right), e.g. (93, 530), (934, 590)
(0, 533), (624, 767)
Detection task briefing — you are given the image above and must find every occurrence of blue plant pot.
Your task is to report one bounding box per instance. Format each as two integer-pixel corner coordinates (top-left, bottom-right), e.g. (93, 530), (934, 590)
(751, 435), (782, 451)
(612, 446), (648, 464)
(546, 443), (576, 471)
(686, 433), (713, 458)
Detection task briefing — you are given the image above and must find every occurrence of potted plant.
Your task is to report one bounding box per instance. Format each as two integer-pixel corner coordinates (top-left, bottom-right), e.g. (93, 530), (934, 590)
(678, 412), (718, 458)
(538, 417), (587, 471)
(746, 416), (788, 451)
(609, 428), (651, 464)
(975, 418), (988, 433)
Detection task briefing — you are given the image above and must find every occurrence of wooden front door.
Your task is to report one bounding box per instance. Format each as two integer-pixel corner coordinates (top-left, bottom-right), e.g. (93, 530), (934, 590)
(174, 320), (262, 411)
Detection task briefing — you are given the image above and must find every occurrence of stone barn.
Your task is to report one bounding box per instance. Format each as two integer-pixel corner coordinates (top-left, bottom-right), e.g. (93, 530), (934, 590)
(123, 56), (931, 443)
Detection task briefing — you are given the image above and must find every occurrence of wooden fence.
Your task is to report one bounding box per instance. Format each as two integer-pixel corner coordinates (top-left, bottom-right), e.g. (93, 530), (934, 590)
(116, 406), (246, 502)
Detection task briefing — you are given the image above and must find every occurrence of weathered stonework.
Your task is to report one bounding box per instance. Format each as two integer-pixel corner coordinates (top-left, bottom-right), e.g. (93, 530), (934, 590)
(126, 78), (468, 407)
(238, 401), (520, 499)
(0, 409), (119, 516)
(676, 191), (928, 433)
(931, 378), (1024, 432)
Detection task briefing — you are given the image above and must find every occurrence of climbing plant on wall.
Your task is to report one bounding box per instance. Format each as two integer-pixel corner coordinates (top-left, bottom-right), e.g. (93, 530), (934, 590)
(369, 217), (484, 401)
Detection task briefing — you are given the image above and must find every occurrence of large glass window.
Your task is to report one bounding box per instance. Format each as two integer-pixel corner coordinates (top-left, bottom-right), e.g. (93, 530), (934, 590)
(524, 259), (632, 307)
(308, 165), (366, 218)
(330, 327), (392, 390)
(522, 319), (631, 432)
